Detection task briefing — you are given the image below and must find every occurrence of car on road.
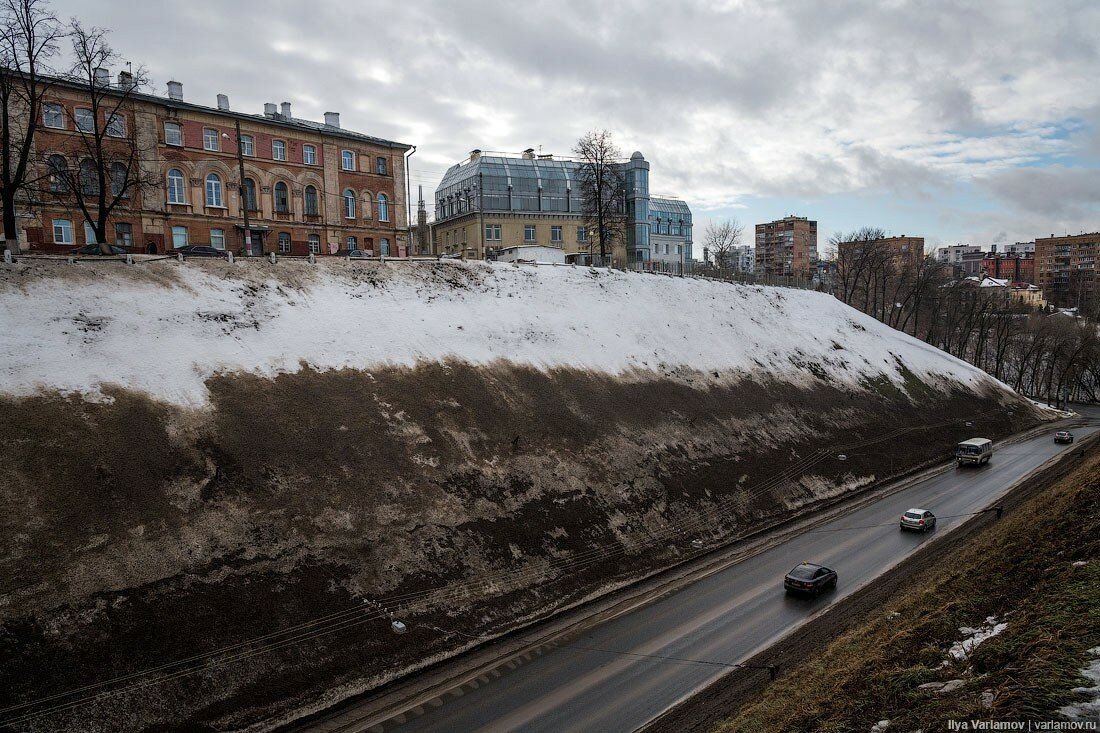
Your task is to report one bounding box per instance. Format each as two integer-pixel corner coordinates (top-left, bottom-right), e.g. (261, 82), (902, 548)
(1055, 431), (1074, 444)
(347, 249), (370, 258)
(76, 243), (127, 255)
(783, 562), (837, 596)
(174, 245), (228, 258)
(900, 508), (936, 532)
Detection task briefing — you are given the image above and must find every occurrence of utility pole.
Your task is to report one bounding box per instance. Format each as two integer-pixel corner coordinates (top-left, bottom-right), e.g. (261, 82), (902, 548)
(234, 119), (254, 255)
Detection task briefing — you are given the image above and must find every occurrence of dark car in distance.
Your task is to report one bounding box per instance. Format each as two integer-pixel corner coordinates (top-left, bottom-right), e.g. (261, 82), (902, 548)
(1055, 431), (1074, 444)
(784, 562), (838, 596)
(174, 245), (227, 258)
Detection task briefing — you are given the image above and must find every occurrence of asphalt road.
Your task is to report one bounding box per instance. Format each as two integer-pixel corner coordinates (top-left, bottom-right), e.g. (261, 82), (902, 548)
(318, 415), (1098, 733)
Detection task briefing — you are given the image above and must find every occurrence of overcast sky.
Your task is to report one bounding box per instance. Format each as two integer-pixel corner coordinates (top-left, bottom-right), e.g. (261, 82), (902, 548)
(52, 0), (1100, 252)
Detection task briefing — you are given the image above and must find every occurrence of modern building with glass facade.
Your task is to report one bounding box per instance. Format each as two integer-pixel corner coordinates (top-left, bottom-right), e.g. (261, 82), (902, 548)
(432, 148), (691, 268)
(648, 196), (693, 268)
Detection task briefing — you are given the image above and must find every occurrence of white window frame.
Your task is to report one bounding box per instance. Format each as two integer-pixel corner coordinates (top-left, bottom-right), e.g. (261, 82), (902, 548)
(346, 236), (357, 251)
(303, 144), (316, 165)
(278, 232), (291, 253)
(307, 234), (320, 254)
(380, 238), (390, 256)
(577, 226), (588, 242)
(172, 225), (189, 248)
(210, 228), (225, 250)
(83, 221), (98, 245)
(524, 224), (536, 242)
(43, 103), (64, 129)
(203, 127), (220, 152)
(74, 108), (94, 133)
(106, 113), (125, 138)
(343, 189), (356, 219)
(239, 135), (254, 157)
(52, 218), (73, 244)
(164, 121), (182, 146)
(205, 173), (224, 208)
(378, 193), (389, 222)
(376, 156), (387, 175)
(341, 150), (355, 171)
(272, 140), (286, 161)
(115, 222), (133, 248)
(551, 225), (562, 243)
(167, 168), (186, 204)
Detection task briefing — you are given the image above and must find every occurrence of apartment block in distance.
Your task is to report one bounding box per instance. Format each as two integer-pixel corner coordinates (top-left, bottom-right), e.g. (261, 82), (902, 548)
(23, 73), (411, 256)
(837, 235), (925, 271)
(1035, 232), (1100, 308)
(754, 215), (818, 277)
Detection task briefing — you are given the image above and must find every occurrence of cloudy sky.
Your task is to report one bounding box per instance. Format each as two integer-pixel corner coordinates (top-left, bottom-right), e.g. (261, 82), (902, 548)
(53, 0), (1100, 252)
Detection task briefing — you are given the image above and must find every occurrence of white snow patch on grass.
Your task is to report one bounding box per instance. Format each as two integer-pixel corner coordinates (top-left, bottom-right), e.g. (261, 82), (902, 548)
(944, 616), (1009, 664)
(1059, 646), (1100, 721)
(0, 260), (1010, 406)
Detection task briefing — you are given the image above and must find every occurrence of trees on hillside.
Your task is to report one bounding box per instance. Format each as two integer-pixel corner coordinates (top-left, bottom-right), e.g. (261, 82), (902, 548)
(0, 0), (62, 253)
(44, 21), (157, 253)
(703, 218), (744, 269)
(573, 129), (626, 260)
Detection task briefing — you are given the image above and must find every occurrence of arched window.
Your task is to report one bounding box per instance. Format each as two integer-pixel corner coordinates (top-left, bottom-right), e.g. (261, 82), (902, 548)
(110, 162), (128, 197)
(304, 185), (318, 216)
(243, 178), (257, 211)
(378, 193), (389, 222)
(362, 193), (372, 219)
(343, 188), (356, 219)
(47, 155), (68, 192)
(78, 159), (99, 195)
(167, 168), (185, 204)
(205, 173), (223, 207)
(274, 181), (289, 213)
(277, 232), (291, 253)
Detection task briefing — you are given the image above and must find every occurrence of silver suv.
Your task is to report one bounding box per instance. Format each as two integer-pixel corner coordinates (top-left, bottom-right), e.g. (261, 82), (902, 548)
(900, 508), (936, 532)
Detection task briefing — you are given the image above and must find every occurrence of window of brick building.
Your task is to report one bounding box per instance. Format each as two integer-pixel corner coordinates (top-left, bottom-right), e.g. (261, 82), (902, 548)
(239, 135), (254, 156)
(308, 234), (320, 254)
(274, 181), (289, 213)
(164, 122), (182, 146)
(205, 173), (223, 207)
(577, 226), (588, 242)
(304, 185), (319, 216)
(172, 225), (188, 248)
(303, 145), (316, 165)
(363, 193), (372, 219)
(376, 156), (387, 175)
(203, 127), (219, 151)
(347, 236), (357, 251)
(167, 168), (186, 204)
(47, 155), (68, 193)
(74, 108), (93, 133)
(524, 224), (536, 242)
(272, 140), (286, 161)
(343, 189), (356, 218)
(115, 222), (133, 248)
(378, 193), (389, 222)
(210, 228), (225, 250)
(278, 232), (291, 253)
(43, 103), (64, 129)
(106, 113), (125, 137)
(52, 219), (73, 244)
(551, 226), (562, 243)
(341, 150), (355, 171)
(244, 178), (258, 210)
(380, 238), (390, 256)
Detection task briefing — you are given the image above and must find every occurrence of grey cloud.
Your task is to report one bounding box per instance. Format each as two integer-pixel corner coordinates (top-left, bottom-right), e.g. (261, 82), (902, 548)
(979, 166), (1100, 218)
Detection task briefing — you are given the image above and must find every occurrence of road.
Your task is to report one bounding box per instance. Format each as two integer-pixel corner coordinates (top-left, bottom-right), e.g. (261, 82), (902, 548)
(306, 414), (1098, 733)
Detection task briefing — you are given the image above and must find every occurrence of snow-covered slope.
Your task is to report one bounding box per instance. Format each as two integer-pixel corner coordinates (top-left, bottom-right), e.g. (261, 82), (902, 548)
(0, 259), (1002, 404)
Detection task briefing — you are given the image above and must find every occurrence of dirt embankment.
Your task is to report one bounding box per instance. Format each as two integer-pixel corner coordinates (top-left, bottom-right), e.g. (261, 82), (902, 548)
(0, 362), (1040, 732)
(649, 432), (1100, 733)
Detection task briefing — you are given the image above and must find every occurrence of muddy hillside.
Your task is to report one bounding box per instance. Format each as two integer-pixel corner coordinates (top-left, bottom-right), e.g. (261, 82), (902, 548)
(0, 259), (1045, 731)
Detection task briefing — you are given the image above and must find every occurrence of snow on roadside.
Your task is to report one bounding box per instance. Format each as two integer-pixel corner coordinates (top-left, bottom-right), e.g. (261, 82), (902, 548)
(0, 259), (1013, 406)
(1059, 646), (1100, 721)
(944, 616), (1009, 664)
(1027, 398), (1076, 418)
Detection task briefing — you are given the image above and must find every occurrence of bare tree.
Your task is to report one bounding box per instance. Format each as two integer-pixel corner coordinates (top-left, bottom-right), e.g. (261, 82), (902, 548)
(703, 218), (744, 269)
(573, 129), (626, 260)
(46, 21), (157, 253)
(0, 0), (62, 253)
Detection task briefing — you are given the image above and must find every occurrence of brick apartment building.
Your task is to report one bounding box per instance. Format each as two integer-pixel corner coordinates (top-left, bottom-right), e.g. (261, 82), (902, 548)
(20, 73), (411, 256)
(981, 253), (1035, 284)
(754, 215), (818, 278)
(837, 235), (924, 271)
(1035, 232), (1100, 308)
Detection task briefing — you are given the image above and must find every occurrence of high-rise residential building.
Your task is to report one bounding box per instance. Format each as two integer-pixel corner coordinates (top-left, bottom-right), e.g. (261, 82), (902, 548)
(20, 72), (411, 256)
(754, 216), (818, 277)
(732, 245), (754, 273)
(432, 149), (691, 267)
(935, 244), (983, 265)
(1035, 232), (1100, 308)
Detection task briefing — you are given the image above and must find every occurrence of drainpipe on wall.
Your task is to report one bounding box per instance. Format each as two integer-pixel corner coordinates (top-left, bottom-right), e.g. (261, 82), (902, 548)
(404, 144), (416, 253)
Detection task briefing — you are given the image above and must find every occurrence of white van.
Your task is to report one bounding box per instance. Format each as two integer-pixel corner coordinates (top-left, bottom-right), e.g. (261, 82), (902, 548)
(955, 437), (993, 466)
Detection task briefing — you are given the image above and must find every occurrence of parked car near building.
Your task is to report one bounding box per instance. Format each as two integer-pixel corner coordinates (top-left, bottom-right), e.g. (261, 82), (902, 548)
(174, 245), (227, 258)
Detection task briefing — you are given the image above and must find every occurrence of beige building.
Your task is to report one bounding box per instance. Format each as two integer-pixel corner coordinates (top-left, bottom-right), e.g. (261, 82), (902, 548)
(434, 211), (590, 260)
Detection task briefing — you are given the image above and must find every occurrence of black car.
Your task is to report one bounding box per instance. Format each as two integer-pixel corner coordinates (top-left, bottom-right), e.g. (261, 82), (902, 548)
(784, 562), (838, 596)
(76, 243), (127, 255)
(174, 245), (227, 258)
(1054, 431), (1074, 444)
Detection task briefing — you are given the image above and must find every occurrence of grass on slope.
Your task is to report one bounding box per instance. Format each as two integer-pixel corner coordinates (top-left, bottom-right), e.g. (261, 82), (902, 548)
(717, 444), (1100, 733)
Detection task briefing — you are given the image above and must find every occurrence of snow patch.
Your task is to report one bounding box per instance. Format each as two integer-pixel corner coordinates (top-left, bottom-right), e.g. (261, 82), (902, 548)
(1059, 646), (1100, 721)
(944, 615), (1009, 664)
(0, 260), (1011, 406)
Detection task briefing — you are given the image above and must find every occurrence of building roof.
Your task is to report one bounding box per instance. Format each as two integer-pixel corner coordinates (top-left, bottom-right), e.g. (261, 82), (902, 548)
(650, 197), (692, 217)
(36, 72), (411, 150)
(437, 155), (581, 191)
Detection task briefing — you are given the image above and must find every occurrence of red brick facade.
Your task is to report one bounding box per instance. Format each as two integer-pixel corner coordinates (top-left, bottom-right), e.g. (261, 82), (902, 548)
(22, 80), (410, 257)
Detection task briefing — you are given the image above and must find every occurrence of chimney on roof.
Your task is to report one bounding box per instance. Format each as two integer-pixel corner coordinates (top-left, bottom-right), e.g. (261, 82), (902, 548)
(117, 71), (133, 91)
(93, 67), (110, 87)
(323, 111), (340, 128)
(280, 101), (292, 120)
(264, 102), (277, 118)
(167, 80), (183, 101)
(216, 94), (229, 111)
(522, 148), (536, 159)
(469, 149), (482, 162)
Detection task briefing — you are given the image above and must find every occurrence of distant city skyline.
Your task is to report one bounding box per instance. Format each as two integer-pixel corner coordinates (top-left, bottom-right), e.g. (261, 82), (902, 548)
(50, 0), (1100, 251)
